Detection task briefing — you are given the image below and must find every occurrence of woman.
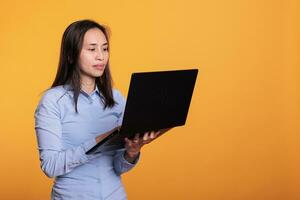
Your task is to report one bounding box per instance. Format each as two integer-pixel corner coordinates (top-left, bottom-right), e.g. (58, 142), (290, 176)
(34, 19), (160, 200)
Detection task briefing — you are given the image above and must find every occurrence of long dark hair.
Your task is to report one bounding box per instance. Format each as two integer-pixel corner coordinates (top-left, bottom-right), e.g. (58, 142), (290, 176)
(51, 19), (115, 112)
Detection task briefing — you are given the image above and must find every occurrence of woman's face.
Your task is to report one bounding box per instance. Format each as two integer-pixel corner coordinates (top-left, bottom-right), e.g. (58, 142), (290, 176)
(78, 28), (109, 79)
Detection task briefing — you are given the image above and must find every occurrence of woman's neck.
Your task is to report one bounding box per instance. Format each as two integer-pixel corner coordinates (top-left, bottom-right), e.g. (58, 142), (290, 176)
(80, 75), (96, 95)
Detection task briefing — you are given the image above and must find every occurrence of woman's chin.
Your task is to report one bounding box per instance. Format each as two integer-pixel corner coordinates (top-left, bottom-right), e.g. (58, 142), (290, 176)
(91, 70), (105, 78)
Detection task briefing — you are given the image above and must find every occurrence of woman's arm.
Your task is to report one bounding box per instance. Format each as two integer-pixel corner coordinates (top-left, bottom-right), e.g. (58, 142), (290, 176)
(34, 97), (98, 178)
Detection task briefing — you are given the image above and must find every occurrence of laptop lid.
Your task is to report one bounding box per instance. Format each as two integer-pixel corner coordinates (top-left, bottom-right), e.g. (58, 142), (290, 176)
(121, 68), (198, 137)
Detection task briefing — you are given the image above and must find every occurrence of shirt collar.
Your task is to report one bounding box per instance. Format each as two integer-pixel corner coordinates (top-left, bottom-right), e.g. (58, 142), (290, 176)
(94, 85), (100, 96)
(64, 84), (101, 97)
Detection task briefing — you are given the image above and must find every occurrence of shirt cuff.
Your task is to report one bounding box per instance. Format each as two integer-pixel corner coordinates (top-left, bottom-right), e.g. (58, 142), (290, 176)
(122, 151), (140, 166)
(82, 138), (97, 152)
(81, 138), (98, 160)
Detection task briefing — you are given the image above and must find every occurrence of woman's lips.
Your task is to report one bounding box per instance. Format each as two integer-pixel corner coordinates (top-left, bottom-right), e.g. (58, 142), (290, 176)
(94, 64), (105, 69)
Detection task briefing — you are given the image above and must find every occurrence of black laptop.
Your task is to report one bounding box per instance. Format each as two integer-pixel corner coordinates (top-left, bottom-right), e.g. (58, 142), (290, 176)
(86, 69), (198, 154)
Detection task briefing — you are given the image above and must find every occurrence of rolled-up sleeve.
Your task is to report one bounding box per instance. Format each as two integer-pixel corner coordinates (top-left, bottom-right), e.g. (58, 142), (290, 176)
(113, 149), (140, 175)
(34, 95), (97, 178)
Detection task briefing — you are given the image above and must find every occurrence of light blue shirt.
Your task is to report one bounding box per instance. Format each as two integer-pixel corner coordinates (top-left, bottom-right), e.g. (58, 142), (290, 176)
(34, 85), (139, 200)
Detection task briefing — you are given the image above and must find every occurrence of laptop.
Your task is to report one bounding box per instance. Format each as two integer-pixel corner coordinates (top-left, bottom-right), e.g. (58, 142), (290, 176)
(86, 69), (198, 154)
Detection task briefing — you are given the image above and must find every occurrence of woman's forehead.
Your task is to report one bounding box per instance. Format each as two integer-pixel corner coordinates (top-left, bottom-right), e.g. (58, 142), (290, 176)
(83, 28), (107, 45)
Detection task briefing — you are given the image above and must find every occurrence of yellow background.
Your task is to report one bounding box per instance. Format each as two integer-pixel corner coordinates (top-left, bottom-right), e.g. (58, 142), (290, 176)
(0, 0), (299, 199)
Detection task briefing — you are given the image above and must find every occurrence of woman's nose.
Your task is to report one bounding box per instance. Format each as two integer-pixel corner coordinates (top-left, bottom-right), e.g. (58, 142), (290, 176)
(96, 50), (104, 60)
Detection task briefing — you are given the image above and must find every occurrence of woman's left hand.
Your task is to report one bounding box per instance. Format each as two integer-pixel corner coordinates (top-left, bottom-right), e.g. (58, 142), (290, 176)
(124, 131), (161, 163)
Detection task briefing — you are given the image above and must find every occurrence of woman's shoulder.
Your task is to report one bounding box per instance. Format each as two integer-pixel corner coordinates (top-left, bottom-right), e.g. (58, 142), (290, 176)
(39, 85), (69, 105)
(112, 88), (125, 100)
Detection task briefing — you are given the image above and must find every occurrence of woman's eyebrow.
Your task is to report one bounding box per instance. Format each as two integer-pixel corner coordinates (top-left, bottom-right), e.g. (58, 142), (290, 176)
(88, 42), (108, 46)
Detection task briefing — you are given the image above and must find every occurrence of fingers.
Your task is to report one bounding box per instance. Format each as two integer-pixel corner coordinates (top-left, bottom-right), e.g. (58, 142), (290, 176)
(125, 133), (142, 147)
(148, 130), (160, 139)
(143, 132), (149, 140)
(133, 133), (140, 143)
(126, 130), (163, 147)
(150, 131), (155, 139)
(124, 137), (132, 146)
(154, 130), (161, 138)
(141, 131), (160, 144)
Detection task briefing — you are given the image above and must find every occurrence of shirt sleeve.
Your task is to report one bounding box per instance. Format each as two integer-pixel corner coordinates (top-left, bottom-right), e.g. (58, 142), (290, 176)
(113, 149), (140, 175)
(112, 90), (141, 175)
(115, 90), (126, 127)
(34, 93), (99, 178)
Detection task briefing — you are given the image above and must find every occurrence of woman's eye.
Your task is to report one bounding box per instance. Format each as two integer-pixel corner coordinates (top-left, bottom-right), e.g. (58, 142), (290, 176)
(103, 48), (108, 51)
(88, 48), (96, 51)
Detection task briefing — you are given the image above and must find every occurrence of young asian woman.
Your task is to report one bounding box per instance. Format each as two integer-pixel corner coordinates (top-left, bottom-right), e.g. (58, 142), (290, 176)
(34, 19), (161, 200)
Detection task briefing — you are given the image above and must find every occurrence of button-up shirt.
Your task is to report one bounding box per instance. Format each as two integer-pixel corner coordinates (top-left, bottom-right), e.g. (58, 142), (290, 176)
(34, 85), (138, 200)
